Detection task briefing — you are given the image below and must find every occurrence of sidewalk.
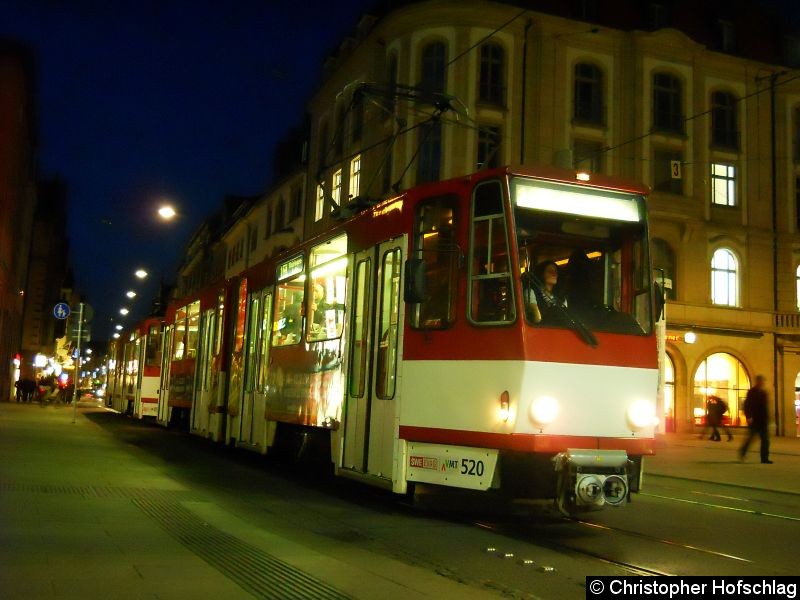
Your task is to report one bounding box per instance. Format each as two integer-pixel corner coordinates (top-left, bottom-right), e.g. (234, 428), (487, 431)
(2, 402), (799, 599)
(647, 430), (800, 495)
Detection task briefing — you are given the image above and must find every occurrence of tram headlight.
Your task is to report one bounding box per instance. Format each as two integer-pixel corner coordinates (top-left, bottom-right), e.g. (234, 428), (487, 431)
(627, 399), (656, 431)
(530, 396), (559, 427)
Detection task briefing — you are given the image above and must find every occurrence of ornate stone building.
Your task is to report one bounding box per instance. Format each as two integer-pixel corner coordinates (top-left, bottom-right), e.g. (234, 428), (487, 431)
(302, 0), (800, 435)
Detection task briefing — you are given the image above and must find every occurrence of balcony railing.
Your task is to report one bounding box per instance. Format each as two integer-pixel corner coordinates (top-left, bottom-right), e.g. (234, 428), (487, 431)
(775, 312), (800, 330)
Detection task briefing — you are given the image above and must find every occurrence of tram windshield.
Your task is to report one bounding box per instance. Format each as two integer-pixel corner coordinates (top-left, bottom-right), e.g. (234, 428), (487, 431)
(511, 177), (653, 337)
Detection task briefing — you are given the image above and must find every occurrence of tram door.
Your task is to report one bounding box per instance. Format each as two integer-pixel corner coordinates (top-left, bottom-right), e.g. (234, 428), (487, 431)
(190, 309), (216, 437)
(238, 290), (272, 452)
(157, 325), (174, 426)
(343, 238), (405, 480)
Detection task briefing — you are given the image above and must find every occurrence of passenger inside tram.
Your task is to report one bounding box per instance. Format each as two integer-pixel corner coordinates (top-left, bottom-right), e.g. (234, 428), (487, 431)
(309, 283), (328, 336)
(279, 296), (303, 343)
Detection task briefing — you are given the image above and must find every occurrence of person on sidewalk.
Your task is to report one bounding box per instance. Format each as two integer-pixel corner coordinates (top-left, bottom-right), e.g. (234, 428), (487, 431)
(707, 395), (733, 442)
(739, 375), (772, 463)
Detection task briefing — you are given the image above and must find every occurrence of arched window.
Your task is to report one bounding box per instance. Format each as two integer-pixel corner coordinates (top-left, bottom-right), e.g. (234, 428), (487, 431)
(663, 353), (676, 432)
(420, 41), (447, 94)
(711, 91), (738, 149)
(711, 248), (738, 306)
(653, 72), (683, 133)
(693, 353), (750, 427)
(479, 43), (505, 106)
(651, 238), (676, 300)
(574, 63), (603, 124)
(796, 265), (800, 311)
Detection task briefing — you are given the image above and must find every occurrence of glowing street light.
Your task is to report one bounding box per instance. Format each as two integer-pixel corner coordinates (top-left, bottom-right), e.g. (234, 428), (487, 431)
(158, 204), (177, 221)
(126, 290), (137, 299)
(119, 307), (130, 316)
(112, 333), (120, 339)
(135, 269), (148, 279)
(115, 324), (123, 331)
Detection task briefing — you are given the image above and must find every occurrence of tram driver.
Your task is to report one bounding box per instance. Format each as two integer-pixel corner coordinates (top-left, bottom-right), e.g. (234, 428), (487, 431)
(524, 260), (566, 324)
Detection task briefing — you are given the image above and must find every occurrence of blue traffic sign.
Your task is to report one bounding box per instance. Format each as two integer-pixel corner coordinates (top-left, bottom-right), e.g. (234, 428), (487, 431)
(53, 303), (70, 320)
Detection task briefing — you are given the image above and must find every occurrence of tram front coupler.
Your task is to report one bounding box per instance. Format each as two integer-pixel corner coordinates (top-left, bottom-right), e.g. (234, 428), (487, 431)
(553, 449), (630, 515)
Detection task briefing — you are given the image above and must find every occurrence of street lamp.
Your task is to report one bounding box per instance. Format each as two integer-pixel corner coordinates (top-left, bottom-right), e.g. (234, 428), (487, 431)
(119, 307), (129, 316)
(135, 269), (148, 279)
(158, 204), (177, 221)
(126, 290), (137, 299)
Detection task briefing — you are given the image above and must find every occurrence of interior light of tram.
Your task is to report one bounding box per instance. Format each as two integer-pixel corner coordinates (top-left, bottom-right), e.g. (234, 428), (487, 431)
(514, 181), (641, 222)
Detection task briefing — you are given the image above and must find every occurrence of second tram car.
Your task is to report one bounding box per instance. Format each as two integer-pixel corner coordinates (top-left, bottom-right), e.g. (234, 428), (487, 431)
(106, 316), (163, 418)
(144, 165), (658, 514)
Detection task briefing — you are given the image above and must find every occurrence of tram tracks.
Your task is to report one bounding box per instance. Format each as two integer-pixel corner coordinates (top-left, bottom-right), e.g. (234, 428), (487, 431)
(470, 517), (676, 577)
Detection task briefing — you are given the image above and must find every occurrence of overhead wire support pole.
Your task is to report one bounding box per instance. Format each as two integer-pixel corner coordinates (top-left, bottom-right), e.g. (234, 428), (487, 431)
(72, 302), (84, 425)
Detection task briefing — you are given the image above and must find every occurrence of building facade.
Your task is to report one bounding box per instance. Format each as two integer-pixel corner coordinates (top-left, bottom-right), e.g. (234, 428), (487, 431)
(19, 179), (71, 378)
(0, 42), (37, 400)
(301, 0), (800, 436)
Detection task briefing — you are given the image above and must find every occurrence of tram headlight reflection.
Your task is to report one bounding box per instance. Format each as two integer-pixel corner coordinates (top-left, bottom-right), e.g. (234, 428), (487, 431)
(530, 396), (559, 427)
(627, 399), (656, 430)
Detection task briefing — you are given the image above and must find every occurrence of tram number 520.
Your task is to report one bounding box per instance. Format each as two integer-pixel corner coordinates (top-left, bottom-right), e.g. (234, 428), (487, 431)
(460, 458), (485, 477)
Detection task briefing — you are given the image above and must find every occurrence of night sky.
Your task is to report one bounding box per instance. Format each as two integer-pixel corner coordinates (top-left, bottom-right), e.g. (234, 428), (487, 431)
(2, 0), (371, 340)
(2, 0), (800, 343)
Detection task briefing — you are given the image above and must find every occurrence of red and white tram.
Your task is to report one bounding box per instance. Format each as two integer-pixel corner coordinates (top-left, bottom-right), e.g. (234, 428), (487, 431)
(106, 316), (163, 418)
(151, 165), (658, 514)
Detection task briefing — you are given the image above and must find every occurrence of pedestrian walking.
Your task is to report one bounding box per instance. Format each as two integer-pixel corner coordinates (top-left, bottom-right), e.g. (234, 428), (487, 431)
(706, 395), (733, 441)
(739, 375), (772, 463)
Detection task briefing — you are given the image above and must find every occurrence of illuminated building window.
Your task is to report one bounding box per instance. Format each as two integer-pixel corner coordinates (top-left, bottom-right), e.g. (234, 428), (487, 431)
(349, 155), (361, 200)
(662, 353), (675, 432)
(693, 353), (750, 427)
(711, 163), (736, 207)
(711, 248), (738, 306)
(332, 169), (342, 207)
(796, 265), (800, 311)
(314, 183), (325, 222)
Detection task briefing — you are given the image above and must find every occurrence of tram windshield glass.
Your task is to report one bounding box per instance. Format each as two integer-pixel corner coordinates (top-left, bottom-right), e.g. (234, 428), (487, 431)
(511, 177), (653, 337)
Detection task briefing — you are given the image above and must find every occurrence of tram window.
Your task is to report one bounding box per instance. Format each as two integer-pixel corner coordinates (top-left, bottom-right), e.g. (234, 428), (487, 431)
(410, 195), (458, 329)
(245, 294), (260, 391)
(256, 292), (273, 391)
(307, 234), (347, 341)
(145, 326), (162, 367)
(272, 281), (305, 346)
(186, 300), (200, 359)
(349, 258), (371, 397)
(469, 180), (515, 324)
(376, 248), (401, 399)
(172, 305), (188, 360)
(214, 290), (225, 356)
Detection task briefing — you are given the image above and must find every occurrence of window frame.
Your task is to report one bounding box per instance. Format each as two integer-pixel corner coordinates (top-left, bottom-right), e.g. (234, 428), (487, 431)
(710, 247), (739, 307)
(652, 72), (684, 134)
(711, 163), (736, 207)
(478, 42), (506, 106)
(573, 62), (604, 125)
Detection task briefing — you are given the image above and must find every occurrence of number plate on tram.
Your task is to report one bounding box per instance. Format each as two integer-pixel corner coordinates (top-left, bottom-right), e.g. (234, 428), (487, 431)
(406, 443), (498, 490)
